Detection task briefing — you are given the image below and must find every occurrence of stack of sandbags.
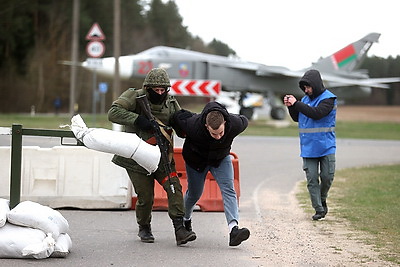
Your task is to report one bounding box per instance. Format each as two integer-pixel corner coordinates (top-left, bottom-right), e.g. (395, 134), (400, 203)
(70, 114), (161, 174)
(0, 199), (7, 228)
(0, 199), (72, 259)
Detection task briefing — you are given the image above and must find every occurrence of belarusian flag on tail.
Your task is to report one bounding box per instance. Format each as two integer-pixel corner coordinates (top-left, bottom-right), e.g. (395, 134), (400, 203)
(331, 44), (356, 69)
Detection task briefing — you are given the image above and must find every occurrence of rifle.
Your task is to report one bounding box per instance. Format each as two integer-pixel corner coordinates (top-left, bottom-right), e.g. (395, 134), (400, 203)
(136, 94), (176, 193)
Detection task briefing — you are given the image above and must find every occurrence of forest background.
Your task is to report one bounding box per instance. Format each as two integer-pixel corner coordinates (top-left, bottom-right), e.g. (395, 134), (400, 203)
(1, 0), (399, 114)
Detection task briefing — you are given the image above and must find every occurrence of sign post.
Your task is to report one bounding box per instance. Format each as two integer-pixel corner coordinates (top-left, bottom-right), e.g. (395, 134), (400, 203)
(86, 23), (106, 123)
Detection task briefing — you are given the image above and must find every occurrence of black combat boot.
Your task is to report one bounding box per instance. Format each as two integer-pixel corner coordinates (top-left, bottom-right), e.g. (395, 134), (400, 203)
(172, 218), (196, 246)
(184, 219), (197, 240)
(184, 219), (193, 231)
(138, 224), (154, 243)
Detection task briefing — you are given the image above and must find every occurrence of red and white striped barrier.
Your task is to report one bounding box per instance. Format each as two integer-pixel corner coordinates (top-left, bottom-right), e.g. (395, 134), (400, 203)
(169, 79), (221, 96)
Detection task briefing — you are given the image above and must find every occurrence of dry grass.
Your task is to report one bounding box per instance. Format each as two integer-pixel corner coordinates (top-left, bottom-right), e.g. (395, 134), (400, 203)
(337, 105), (400, 123)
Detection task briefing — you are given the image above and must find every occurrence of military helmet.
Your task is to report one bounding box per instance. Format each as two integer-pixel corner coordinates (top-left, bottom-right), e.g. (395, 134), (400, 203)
(143, 68), (171, 88)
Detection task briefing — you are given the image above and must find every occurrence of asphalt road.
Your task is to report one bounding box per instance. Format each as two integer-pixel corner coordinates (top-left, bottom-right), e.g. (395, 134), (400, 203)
(1, 135), (400, 266)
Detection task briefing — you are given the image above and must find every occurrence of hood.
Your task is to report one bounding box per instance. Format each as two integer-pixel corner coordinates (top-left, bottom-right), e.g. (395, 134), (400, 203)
(299, 69), (325, 99)
(200, 101), (230, 125)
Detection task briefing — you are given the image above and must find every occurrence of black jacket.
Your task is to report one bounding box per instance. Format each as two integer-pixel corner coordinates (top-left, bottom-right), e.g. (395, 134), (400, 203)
(173, 101), (248, 172)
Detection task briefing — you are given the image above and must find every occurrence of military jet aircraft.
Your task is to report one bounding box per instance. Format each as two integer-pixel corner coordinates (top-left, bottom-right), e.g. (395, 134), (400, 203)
(82, 32), (400, 120)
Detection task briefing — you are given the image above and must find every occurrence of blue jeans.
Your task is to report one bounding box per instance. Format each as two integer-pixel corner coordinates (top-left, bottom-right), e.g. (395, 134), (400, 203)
(184, 155), (239, 225)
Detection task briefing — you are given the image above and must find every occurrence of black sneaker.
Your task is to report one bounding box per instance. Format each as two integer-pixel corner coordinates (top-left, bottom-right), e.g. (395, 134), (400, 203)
(138, 225), (155, 243)
(312, 211), (325, 221)
(322, 200), (328, 216)
(229, 226), (250, 246)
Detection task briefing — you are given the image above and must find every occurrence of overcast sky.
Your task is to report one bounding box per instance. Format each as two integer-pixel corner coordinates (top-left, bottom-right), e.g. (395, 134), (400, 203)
(173, 0), (400, 70)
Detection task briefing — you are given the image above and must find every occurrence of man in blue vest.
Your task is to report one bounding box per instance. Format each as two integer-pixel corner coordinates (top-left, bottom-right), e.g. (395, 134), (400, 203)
(283, 69), (337, 220)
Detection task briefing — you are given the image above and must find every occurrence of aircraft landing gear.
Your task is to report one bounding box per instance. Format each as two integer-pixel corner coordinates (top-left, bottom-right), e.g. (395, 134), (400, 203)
(270, 106), (286, 120)
(239, 107), (254, 120)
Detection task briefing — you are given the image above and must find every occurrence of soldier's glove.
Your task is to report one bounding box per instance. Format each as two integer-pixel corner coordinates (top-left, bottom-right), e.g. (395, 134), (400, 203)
(135, 115), (153, 131)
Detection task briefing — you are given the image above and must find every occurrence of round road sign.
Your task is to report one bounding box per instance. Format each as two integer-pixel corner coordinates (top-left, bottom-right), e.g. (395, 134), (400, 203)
(86, 41), (105, 58)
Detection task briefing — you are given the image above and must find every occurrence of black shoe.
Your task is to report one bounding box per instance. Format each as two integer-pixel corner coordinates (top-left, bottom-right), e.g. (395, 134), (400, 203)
(312, 211), (325, 221)
(322, 200), (328, 216)
(138, 225), (155, 243)
(229, 226), (250, 246)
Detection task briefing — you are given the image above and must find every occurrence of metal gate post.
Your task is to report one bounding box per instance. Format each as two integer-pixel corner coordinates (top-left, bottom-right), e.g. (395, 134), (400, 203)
(10, 124), (22, 208)
(8, 125), (82, 208)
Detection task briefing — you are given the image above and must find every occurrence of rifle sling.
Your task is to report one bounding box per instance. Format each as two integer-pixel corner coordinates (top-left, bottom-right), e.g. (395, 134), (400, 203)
(154, 117), (174, 162)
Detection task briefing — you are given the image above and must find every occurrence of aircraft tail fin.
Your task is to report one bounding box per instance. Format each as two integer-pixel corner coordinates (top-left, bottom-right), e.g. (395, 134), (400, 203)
(311, 33), (380, 73)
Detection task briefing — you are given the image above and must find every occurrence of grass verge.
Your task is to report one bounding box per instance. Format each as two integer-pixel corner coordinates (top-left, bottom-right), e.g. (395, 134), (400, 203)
(297, 164), (400, 264)
(0, 114), (112, 130)
(1, 114), (399, 140)
(244, 119), (400, 140)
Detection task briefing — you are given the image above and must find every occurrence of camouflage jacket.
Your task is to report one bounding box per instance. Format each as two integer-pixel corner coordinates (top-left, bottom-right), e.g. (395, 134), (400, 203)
(108, 88), (181, 173)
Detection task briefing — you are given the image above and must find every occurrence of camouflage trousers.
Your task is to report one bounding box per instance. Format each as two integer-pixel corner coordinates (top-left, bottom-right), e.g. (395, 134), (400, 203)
(126, 168), (185, 226)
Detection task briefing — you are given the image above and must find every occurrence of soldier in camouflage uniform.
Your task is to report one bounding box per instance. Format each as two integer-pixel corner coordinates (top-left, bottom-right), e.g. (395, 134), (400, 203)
(108, 68), (196, 246)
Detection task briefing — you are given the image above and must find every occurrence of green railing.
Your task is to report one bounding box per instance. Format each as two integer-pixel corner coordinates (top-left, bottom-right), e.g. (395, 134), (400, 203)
(9, 124), (83, 208)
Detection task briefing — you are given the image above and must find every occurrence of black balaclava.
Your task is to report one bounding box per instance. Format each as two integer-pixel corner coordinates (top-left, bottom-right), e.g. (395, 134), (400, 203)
(147, 87), (168, 105)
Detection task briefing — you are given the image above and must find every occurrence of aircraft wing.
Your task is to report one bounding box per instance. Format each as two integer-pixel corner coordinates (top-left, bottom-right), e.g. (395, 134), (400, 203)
(255, 65), (304, 77)
(255, 64), (400, 89)
(321, 74), (400, 89)
(210, 59), (305, 78)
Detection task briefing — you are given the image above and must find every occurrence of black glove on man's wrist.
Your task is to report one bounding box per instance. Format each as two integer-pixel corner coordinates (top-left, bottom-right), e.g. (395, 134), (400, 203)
(176, 109), (193, 119)
(135, 115), (153, 131)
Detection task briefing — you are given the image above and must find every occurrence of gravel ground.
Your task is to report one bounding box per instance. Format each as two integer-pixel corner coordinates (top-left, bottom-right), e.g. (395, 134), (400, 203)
(242, 185), (397, 266)
(240, 106), (400, 266)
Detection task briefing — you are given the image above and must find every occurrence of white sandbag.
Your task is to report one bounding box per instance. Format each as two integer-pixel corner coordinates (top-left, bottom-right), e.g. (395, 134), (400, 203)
(70, 114), (161, 174)
(0, 223), (53, 259)
(22, 233), (55, 259)
(51, 233), (72, 258)
(7, 201), (69, 239)
(0, 198), (9, 227)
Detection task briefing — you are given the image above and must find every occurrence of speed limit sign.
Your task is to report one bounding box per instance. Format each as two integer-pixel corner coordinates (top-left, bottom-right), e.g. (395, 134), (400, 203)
(86, 41), (105, 58)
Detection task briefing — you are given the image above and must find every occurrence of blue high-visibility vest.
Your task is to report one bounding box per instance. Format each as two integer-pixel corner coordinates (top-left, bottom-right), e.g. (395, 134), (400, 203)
(298, 90), (337, 158)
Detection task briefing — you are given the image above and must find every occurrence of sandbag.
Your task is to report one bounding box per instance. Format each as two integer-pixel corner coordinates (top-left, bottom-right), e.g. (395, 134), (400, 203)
(70, 114), (161, 174)
(0, 198), (9, 227)
(0, 223), (53, 259)
(21, 233), (55, 259)
(51, 233), (72, 258)
(7, 201), (69, 239)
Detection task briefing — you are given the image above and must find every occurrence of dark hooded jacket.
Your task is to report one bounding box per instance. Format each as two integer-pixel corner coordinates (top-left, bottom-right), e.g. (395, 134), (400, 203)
(288, 69), (335, 122)
(173, 101), (248, 172)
